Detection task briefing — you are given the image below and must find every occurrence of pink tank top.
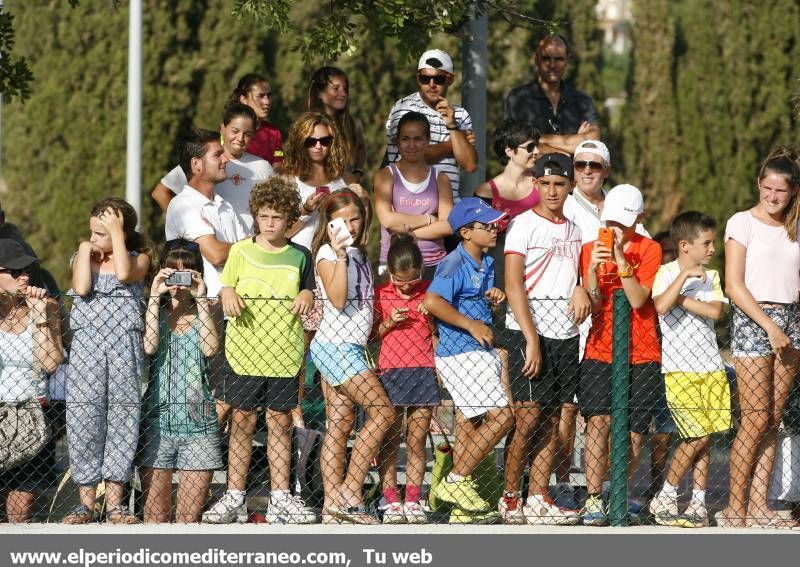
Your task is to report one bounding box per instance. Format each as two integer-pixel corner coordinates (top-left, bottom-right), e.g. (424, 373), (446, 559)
(379, 164), (446, 266)
(489, 178), (540, 232)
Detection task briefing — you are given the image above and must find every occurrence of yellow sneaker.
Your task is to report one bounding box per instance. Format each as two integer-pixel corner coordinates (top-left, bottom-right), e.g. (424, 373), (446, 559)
(449, 507), (502, 524)
(432, 475), (491, 513)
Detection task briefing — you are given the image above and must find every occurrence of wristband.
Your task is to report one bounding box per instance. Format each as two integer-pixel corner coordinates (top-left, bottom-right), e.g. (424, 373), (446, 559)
(446, 125), (458, 131)
(618, 266), (635, 278)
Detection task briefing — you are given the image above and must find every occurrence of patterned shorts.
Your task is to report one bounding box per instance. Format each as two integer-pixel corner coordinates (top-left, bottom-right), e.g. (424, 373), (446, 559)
(731, 303), (800, 357)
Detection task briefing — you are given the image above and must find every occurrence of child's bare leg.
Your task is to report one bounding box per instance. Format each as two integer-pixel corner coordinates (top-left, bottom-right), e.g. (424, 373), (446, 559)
(692, 445), (710, 491)
(321, 381), (354, 511)
(650, 433), (670, 496)
(78, 485), (97, 510)
(176, 470), (212, 523)
(528, 409), (559, 497)
(141, 467), (171, 523)
(227, 409), (258, 492)
(406, 407), (433, 491)
(453, 406), (514, 476)
(377, 411), (404, 493)
(503, 403), (541, 494)
(266, 408), (293, 492)
(555, 403), (579, 484)
(6, 490), (35, 523)
(337, 371), (395, 507)
(667, 437), (710, 487)
(585, 415), (610, 494)
(104, 481), (125, 509)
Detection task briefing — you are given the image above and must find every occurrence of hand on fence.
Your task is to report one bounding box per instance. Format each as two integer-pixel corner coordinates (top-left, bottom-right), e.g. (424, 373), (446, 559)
(484, 287), (505, 306)
(567, 286), (592, 324)
(290, 289), (314, 316)
(219, 287), (245, 318)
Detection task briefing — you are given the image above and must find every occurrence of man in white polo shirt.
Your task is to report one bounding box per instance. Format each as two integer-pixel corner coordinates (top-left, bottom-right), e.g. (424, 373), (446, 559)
(384, 48), (478, 202)
(165, 128), (247, 297)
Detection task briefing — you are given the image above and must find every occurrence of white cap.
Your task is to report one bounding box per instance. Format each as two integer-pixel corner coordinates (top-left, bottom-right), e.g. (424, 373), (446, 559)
(574, 140), (611, 167)
(418, 49), (454, 74)
(601, 184), (644, 227)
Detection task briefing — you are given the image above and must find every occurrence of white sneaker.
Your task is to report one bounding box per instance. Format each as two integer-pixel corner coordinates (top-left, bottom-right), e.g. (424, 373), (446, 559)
(498, 493), (526, 525)
(552, 483), (579, 511)
(267, 495), (317, 524)
(403, 501), (428, 524)
(523, 493), (580, 526)
(648, 493), (679, 526)
(202, 491), (247, 524)
(381, 501), (406, 524)
(682, 500), (709, 528)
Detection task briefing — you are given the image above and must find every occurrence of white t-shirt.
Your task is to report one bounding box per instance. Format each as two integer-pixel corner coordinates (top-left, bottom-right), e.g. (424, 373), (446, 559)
(161, 152), (273, 233)
(724, 210), (800, 304)
(315, 244), (373, 345)
(651, 261), (727, 373)
(291, 177), (348, 251)
(503, 209), (583, 339)
(564, 189), (650, 245)
(165, 185), (247, 296)
(385, 91), (473, 202)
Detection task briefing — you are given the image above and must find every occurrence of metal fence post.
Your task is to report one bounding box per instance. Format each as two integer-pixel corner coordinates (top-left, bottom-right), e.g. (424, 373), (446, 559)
(610, 288), (631, 526)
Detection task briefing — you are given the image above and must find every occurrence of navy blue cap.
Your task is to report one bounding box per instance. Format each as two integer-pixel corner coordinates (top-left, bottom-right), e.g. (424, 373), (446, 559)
(447, 197), (507, 232)
(535, 153), (574, 181)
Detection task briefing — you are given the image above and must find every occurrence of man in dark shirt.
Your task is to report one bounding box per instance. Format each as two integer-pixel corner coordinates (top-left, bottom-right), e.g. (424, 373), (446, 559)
(505, 35), (600, 155)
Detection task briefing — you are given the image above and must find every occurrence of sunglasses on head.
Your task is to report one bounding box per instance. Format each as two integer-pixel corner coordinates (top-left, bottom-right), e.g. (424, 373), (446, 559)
(416, 73), (449, 86)
(165, 239), (200, 252)
(304, 136), (334, 148)
(517, 142), (537, 154)
(0, 266), (31, 278)
(574, 160), (604, 172)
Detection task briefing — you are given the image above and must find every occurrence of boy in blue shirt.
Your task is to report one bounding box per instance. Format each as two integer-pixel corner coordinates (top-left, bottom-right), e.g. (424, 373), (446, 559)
(424, 198), (514, 514)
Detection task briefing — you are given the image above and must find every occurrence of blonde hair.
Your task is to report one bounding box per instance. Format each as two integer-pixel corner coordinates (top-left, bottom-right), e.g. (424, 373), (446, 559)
(282, 112), (348, 182)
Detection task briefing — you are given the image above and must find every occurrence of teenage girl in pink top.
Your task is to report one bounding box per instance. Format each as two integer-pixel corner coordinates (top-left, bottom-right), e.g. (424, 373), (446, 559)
(719, 147), (800, 529)
(374, 112), (453, 279)
(474, 120), (540, 291)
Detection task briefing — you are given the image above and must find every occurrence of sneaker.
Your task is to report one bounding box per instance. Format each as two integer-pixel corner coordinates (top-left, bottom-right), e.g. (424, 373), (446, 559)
(498, 492), (526, 525)
(266, 495), (317, 524)
(681, 500), (709, 528)
(581, 495), (608, 527)
(523, 493), (580, 526)
(431, 475), (491, 512)
(648, 493), (679, 526)
(448, 507), (502, 524)
(552, 483), (579, 511)
(403, 501), (427, 524)
(381, 501), (406, 524)
(202, 492), (247, 524)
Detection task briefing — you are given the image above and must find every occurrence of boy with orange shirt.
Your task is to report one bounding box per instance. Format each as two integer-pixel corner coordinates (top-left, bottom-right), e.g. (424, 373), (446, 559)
(579, 184), (662, 526)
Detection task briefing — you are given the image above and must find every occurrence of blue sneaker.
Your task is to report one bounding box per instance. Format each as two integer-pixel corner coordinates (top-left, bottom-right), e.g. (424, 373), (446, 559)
(581, 495), (608, 526)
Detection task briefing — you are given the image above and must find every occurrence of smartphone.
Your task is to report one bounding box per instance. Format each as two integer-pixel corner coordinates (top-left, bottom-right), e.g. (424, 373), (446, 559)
(597, 227), (614, 250)
(315, 186), (330, 196)
(165, 270), (192, 287)
(328, 217), (354, 247)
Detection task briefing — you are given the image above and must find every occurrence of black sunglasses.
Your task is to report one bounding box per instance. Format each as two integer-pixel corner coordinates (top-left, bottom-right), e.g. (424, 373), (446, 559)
(0, 266), (31, 278)
(165, 239), (200, 252)
(574, 160), (604, 172)
(517, 142), (537, 154)
(417, 73), (448, 86)
(304, 136), (334, 148)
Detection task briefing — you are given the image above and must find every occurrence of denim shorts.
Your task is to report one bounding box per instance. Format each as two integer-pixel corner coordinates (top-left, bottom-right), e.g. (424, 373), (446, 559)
(310, 341), (371, 386)
(731, 303), (800, 357)
(139, 432), (223, 471)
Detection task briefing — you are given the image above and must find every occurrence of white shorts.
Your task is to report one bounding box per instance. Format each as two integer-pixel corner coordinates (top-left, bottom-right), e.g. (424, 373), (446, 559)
(435, 349), (509, 419)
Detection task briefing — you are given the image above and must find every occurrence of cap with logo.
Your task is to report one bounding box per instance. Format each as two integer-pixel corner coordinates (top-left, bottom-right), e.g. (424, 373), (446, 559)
(600, 184), (644, 227)
(417, 49), (454, 74)
(447, 197), (507, 232)
(0, 239), (37, 270)
(573, 140), (611, 166)
(534, 153), (574, 181)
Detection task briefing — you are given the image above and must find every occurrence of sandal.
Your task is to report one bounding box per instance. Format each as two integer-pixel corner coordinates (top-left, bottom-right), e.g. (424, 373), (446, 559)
(106, 505), (141, 525)
(745, 515), (800, 530)
(326, 504), (379, 525)
(63, 504), (94, 525)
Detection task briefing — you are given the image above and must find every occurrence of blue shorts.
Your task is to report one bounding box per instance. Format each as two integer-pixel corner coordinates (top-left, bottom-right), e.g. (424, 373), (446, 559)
(310, 341), (371, 386)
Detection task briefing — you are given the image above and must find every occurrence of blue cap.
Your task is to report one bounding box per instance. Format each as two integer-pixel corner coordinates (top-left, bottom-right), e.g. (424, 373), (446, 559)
(447, 197), (507, 232)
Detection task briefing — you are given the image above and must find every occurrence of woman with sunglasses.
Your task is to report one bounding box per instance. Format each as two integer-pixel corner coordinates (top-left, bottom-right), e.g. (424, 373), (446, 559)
(0, 239), (63, 522)
(307, 67), (367, 182)
(151, 104), (274, 232)
(374, 111), (453, 279)
(474, 120), (540, 292)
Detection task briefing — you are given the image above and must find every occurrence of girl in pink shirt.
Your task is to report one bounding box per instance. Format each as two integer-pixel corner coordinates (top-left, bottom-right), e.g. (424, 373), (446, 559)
(374, 233), (440, 524)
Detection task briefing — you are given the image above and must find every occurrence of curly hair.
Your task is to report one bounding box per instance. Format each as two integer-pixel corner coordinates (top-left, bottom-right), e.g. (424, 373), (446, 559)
(249, 177), (302, 234)
(282, 112), (348, 182)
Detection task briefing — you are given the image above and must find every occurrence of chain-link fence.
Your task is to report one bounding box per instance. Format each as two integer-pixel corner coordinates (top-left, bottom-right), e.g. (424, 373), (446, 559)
(0, 292), (798, 527)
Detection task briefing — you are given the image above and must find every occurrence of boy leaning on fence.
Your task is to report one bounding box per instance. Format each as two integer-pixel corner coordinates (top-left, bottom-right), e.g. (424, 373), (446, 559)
(579, 184), (662, 526)
(423, 198), (514, 518)
(648, 211), (731, 528)
(204, 177), (316, 524)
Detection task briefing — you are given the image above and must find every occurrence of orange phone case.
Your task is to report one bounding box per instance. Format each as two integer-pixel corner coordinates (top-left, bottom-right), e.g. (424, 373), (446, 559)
(597, 227), (614, 249)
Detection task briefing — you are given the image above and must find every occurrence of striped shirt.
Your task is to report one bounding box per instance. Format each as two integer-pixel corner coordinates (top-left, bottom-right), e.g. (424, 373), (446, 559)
(385, 92), (473, 202)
